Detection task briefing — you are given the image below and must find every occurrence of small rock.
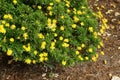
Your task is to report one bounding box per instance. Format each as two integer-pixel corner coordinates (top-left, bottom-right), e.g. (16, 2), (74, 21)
(111, 19), (117, 22)
(42, 73), (46, 77)
(54, 73), (59, 78)
(118, 47), (120, 50)
(111, 76), (120, 80)
(115, 12), (120, 16)
(109, 73), (112, 77)
(6, 75), (11, 80)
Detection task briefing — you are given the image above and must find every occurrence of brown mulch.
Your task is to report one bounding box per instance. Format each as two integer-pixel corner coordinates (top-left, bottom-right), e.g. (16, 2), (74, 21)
(0, 0), (120, 80)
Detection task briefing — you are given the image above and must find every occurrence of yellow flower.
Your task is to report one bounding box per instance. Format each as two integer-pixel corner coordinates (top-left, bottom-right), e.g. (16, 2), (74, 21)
(61, 16), (64, 19)
(100, 41), (104, 47)
(21, 26), (26, 30)
(44, 57), (48, 61)
(67, 9), (70, 13)
(62, 43), (69, 47)
(37, 6), (42, 9)
(49, 11), (53, 16)
(41, 41), (46, 49)
(62, 60), (66, 66)
(102, 18), (108, 23)
(88, 27), (93, 32)
(49, 3), (54, 6)
(3, 14), (9, 19)
(11, 24), (16, 29)
(26, 46), (30, 52)
(64, 39), (69, 42)
(5, 23), (10, 27)
(7, 49), (12, 56)
(92, 56), (97, 62)
(73, 16), (79, 23)
(47, 18), (51, 23)
(50, 42), (55, 50)
(80, 22), (84, 26)
(50, 46), (55, 50)
(75, 51), (80, 55)
(23, 44), (31, 52)
(60, 26), (64, 30)
(54, 39), (56, 42)
(88, 48), (93, 53)
(39, 57), (44, 62)
(82, 6), (86, 9)
(56, 0), (61, 2)
(47, 6), (52, 10)
(54, 33), (58, 37)
(2, 20), (6, 24)
(8, 14), (13, 19)
(13, 0), (17, 5)
(51, 42), (55, 46)
(59, 36), (63, 40)
(23, 33), (28, 40)
(104, 59), (107, 64)
(85, 57), (89, 60)
(53, 19), (57, 23)
(77, 10), (82, 15)
(39, 53), (44, 57)
(95, 54), (99, 58)
(25, 58), (31, 64)
(87, 16), (90, 18)
(52, 28), (56, 31)
(17, 36), (20, 39)
(97, 45), (101, 49)
(100, 29), (104, 34)
(78, 56), (84, 61)
(33, 50), (38, 55)
(32, 60), (36, 64)
(0, 25), (6, 34)
(72, 24), (77, 29)
(81, 43), (85, 48)
(38, 33), (44, 39)
(93, 32), (98, 38)
(65, 3), (70, 7)
(10, 38), (14, 42)
(43, 52), (48, 57)
(101, 51), (105, 55)
(77, 46), (82, 50)
(97, 11), (103, 18)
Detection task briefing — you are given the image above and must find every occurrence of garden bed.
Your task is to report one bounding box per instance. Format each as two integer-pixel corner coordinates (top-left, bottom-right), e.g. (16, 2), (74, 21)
(0, 0), (120, 80)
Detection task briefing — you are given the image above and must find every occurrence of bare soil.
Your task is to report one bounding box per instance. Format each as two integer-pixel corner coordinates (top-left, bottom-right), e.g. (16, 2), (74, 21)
(0, 0), (120, 80)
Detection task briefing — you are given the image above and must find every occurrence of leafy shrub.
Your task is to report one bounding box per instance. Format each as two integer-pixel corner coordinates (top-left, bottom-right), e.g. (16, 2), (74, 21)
(0, 0), (102, 66)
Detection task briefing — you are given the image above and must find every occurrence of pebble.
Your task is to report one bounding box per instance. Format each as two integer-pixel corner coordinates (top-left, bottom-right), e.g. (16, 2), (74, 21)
(111, 19), (117, 22)
(42, 73), (46, 77)
(111, 76), (120, 80)
(109, 73), (112, 77)
(115, 12), (120, 16)
(118, 47), (120, 50)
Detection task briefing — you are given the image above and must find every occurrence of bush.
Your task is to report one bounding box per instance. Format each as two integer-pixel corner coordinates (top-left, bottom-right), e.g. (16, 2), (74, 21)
(0, 0), (102, 66)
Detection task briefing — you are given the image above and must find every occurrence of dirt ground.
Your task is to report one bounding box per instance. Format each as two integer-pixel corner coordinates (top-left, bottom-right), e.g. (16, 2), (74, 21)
(0, 0), (120, 80)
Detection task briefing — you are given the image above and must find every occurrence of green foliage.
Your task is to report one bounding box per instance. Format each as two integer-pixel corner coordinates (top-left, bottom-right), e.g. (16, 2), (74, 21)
(0, 0), (101, 66)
